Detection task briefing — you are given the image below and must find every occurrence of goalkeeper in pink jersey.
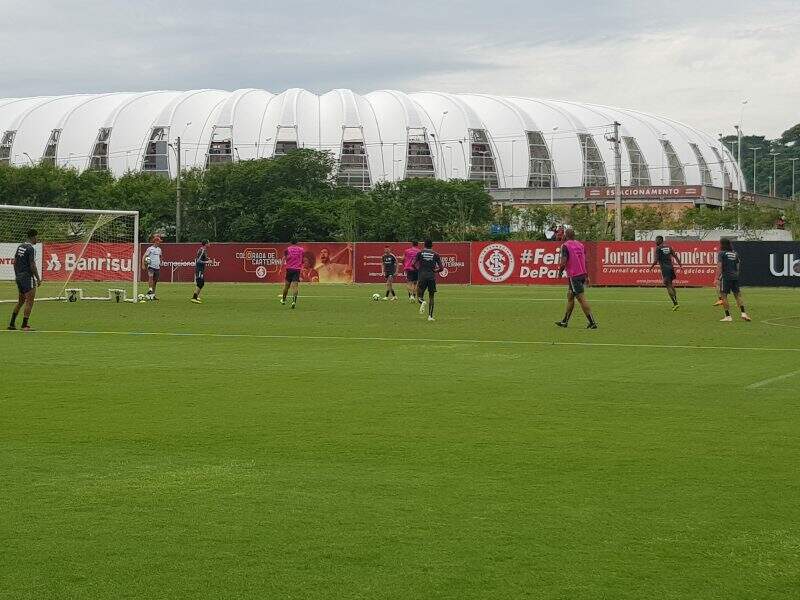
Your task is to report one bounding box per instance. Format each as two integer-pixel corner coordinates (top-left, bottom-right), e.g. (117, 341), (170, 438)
(555, 229), (597, 329)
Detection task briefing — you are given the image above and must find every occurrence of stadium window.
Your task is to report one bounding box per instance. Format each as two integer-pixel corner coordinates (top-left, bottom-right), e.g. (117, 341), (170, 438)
(337, 141), (371, 190)
(405, 130), (435, 179)
(709, 147), (731, 188)
(468, 129), (498, 189)
(89, 128), (112, 171)
(660, 139), (685, 185)
(42, 129), (61, 165)
(527, 131), (554, 188)
(690, 143), (713, 186)
(274, 141), (298, 155)
(206, 126), (233, 167)
(142, 127), (169, 177)
(578, 133), (608, 186)
(0, 131), (15, 165)
(622, 136), (651, 186)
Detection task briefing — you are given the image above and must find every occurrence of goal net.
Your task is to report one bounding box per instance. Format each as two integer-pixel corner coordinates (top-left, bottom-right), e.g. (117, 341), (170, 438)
(0, 204), (139, 303)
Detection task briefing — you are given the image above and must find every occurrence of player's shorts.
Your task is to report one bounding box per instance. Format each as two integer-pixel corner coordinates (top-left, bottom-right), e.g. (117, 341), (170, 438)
(15, 275), (36, 295)
(285, 268), (301, 283)
(384, 271), (396, 281)
(568, 275), (587, 296)
(417, 277), (437, 295)
(148, 267), (160, 282)
(195, 272), (205, 288)
(405, 269), (418, 282)
(661, 267), (676, 283)
(720, 277), (740, 295)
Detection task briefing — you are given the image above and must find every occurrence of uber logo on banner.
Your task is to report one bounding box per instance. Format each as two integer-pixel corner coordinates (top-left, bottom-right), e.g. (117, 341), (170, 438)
(736, 242), (800, 287)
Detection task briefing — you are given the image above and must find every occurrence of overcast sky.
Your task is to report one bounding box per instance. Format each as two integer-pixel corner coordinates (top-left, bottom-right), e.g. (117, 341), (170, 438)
(2, 0), (797, 137)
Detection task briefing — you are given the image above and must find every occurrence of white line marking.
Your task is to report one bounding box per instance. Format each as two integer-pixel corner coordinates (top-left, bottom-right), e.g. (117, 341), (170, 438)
(2, 328), (800, 353)
(747, 369), (800, 389)
(762, 316), (800, 330)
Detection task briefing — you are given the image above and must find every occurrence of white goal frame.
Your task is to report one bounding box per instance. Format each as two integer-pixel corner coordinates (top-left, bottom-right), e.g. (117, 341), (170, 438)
(0, 204), (140, 302)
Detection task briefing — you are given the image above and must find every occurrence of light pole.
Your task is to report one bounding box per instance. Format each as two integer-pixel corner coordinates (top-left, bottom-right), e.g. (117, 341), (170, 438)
(749, 147), (759, 195)
(790, 158), (798, 200)
(22, 152), (35, 166)
(437, 111), (448, 135)
(718, 134), (727, 209)
(736, 99), (748, 169)
(770, 152), (779, 197)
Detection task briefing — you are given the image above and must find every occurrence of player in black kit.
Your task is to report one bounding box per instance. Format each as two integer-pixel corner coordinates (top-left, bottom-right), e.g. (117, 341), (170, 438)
(650, 235), (683, 310)
(8, 229), (41, 331)
(381, 246), (397, 301)
(414, 239), (442, 321)
(191, 240), (210, 304)
(717, 238), (750, 322)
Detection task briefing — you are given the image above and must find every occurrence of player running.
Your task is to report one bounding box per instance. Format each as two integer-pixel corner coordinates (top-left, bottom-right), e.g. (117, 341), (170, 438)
(382, 246), (398, 300)
(650, 235), (683, 309)
(281, 239), (305, 309)
(141, 236), (163, 300)
(8, 229), (41, 331)
(414, 239), (442, 321)
(555, 229), (598, 329)
(717, 238), (751, 322)
(402, 241), (421, 302)
(191, 240), (210, 304)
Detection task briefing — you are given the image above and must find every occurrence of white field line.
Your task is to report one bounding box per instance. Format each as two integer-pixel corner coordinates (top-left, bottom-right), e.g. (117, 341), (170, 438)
(2, 328), (800, 354)
(762, 316), (800, 330)
(747, 369), (800, 389)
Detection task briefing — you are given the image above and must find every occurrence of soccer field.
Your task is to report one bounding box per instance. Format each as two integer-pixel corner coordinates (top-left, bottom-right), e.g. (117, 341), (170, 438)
(1, 282), (799, 599)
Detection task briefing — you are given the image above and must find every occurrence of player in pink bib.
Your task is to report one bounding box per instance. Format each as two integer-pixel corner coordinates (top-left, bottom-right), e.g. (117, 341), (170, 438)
(555, 229), (597, 329)
(282, 239), (305, 308)
(402, 241), (421, 302)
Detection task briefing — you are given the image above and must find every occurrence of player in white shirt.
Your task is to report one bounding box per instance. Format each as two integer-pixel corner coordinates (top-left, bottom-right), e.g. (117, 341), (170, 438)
(141, 236), (163, 300)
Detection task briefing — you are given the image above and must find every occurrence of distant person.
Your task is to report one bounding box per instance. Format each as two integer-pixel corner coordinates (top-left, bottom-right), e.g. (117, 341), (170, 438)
(402, 241), (421, 302)
(555, 229), (597, 329)
(650, 235), (683, 310)
(141, 235), (162, 300)
(776, 215), (786, 230)
(717, 238), (751, 322)
(555, 225), (565, 242)
(301, 252), (320, 283)
(8, 229), (41, 331)
(281, 239), (305, 309)
(414, 239), (442, 321)
(191, 240), (210, 304)
(381, 246), (398, 300)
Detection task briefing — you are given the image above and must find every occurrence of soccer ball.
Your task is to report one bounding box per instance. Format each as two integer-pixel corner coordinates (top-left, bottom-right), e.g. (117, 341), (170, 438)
(137, 293), (146, 303)
(144, 256), (151, 265)
(372, 293), (381, 301)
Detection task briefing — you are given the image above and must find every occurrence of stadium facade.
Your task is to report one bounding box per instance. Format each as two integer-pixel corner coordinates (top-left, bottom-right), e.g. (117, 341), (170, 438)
(0, 89), (745, 204)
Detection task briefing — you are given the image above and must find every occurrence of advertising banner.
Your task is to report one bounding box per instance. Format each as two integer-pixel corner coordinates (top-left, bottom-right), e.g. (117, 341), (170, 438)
(585, 186), (702, 200)
(0, 242), (43, 281)
(470, 241), (570, 285)
(354, 242), (471, 284)
(594, 241), (719, 286)
(143, 242), (354, 283)
(42, 242), (134, 281)
(735, 241), (800, 287)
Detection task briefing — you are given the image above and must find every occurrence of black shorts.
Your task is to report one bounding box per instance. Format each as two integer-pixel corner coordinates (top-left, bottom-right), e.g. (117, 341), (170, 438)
(418, 277), (437, 295)
(721, 277), (740, 295)
(195, 273), (205, 288)
(405, 269), (418, 282)
(15, 275), (36, 295)
(661, 268), (676, 284)
(568, 275), (587, 296)
(285, 269), (301, 283)
(148, 267), (160, 282)
(384, 271), (396, 281)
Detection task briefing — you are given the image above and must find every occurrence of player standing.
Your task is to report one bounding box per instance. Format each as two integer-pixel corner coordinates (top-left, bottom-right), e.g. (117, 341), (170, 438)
(555, 229), (598, 329)
(650, 235), (683, 310)
(382, 246), (397, 300)
(402, 241), (420, 302)
(717, 238), (751, 322)
(414, 239), (442, 321)
(141, 236), (162, 300)
(281, 239), (304, 309)
(191, 240), (210, 304)
(8, 229), (41, 331)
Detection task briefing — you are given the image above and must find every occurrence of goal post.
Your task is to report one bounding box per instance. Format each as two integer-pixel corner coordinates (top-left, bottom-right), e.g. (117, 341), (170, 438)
(0, 204), (140, 303)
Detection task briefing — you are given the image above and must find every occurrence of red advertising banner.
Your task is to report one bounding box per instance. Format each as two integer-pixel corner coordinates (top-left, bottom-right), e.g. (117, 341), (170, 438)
(594, 241), (719, 286)
(143, 242), (354, 283)
(585, 186), (702, 200)
(470, 241), (576, 285)
(43, 242), (134, 281)
(353, 242), (471, 284)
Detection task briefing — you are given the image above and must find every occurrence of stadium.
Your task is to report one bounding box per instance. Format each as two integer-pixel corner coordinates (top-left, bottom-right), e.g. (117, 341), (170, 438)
(0, 88), (746, 206)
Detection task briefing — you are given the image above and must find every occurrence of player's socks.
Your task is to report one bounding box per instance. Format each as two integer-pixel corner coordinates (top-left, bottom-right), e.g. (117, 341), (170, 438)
(291, 293), (297, 308)
(587, 314), (596, 326)
(9, 310), (18, 327)
(428, 298), (434, 318)
(724, 309), (730, 317)
(21, 317), (29, 328)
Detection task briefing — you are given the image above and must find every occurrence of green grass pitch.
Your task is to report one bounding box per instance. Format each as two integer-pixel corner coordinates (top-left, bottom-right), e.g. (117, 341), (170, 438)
(1, 282), (799, 599)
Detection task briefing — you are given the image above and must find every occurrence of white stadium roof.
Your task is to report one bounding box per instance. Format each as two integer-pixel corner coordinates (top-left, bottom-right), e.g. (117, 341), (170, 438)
(0, 89), (744, 192)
